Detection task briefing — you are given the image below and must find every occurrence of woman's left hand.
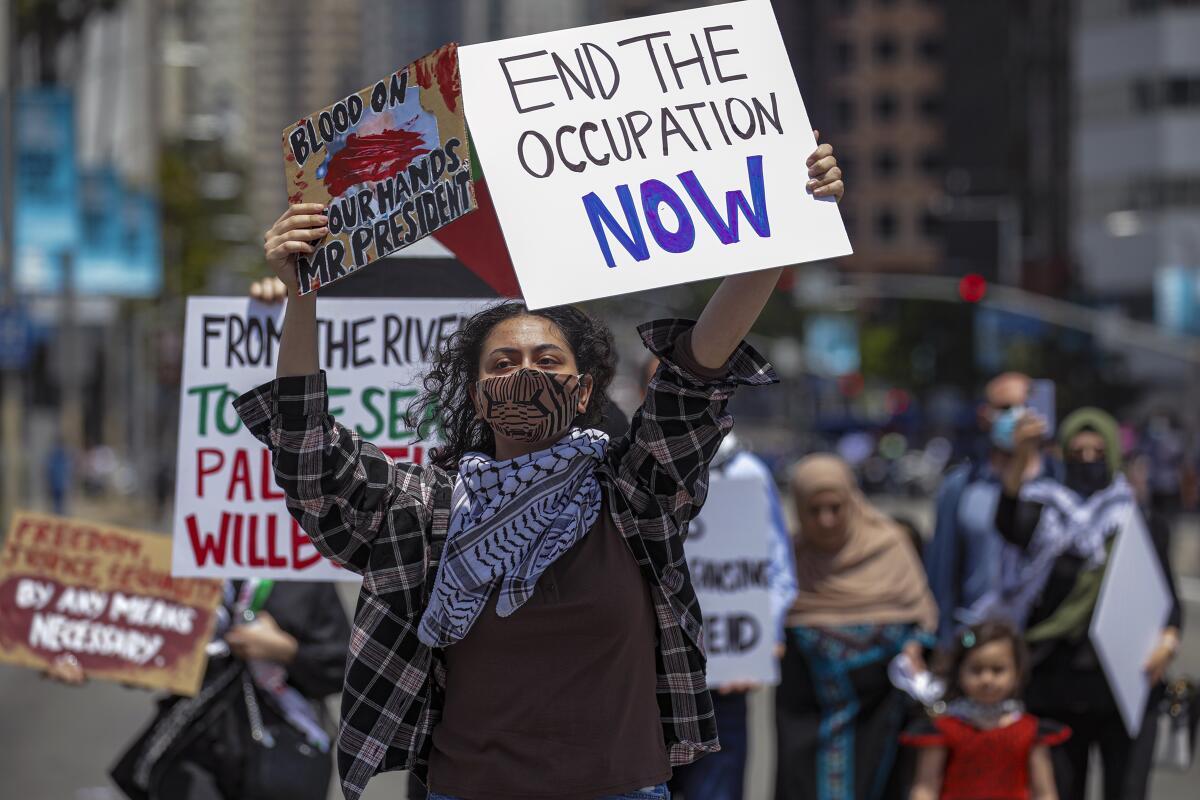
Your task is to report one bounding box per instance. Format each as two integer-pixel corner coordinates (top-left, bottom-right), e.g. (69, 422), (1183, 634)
(1144, 627), (1180, 685)
(903, 640), (928, 674)
(225, 611), (299, 665)
(806, 130), (844, 202)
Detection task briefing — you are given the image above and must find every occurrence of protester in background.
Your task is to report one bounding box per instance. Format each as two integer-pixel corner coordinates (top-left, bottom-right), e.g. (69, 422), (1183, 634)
(775, 454), (937, 800)
(904, 620), (1066, 800)
(650, 354), (798, 800)
(237, 139), (843, 800)
(45, 579), (350, 800)
(45, 436), (73, 515)
(993, 407), (1183, 800)
(925, 372), (1045, 647)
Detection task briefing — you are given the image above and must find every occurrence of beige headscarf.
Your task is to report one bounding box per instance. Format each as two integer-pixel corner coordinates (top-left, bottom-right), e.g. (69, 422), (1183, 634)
(787, 454), (938, 632)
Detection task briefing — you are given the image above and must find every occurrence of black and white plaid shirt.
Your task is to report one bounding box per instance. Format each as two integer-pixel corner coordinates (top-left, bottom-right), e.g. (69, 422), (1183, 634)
(233, 318), (777, 800)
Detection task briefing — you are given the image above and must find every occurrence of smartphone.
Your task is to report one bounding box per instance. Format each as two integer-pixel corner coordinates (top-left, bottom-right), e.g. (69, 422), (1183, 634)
(1027, 379), (1056, 438)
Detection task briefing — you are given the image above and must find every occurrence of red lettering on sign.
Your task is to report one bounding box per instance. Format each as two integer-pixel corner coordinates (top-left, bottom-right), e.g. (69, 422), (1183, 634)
(196, 449), (225, 497)
(291, 519), (324, 571)
(379, 445), (425, 465)
(227, 449), (253, 502)
(266, 516), (288, 568)
(186, 512), (229, 567)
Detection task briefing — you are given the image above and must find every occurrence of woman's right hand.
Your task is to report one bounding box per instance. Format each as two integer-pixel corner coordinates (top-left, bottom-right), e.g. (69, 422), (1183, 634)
(1003, 413), (1047, 495)
(262, 203), (329, 295)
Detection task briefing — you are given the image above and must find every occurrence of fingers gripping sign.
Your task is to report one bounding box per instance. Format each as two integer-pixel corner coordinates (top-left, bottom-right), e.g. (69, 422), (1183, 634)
(263, 203), (329, 294)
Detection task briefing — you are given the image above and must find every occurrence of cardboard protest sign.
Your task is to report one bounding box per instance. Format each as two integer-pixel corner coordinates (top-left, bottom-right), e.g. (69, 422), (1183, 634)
(0, 512), (223, 696)
(1090, 507), (1174, 737)
(282, 43), (477, 295)
(458, 0), (851, 309)
(686, 475), (779, 686)
(172, 297), (487, 580)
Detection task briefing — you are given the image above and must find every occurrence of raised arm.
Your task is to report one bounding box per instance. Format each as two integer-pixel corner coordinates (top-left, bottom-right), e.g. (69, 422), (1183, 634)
(691, 136), (843, 369)
(234, 205), (436, 579)
(260, 202), (327, 377)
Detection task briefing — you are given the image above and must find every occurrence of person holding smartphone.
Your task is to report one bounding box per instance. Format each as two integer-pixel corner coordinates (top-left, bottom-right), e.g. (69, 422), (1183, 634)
(925, 373), (1051, 647)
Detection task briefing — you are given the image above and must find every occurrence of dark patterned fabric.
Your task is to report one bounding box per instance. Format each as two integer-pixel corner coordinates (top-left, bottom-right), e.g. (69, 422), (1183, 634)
(416, 428), (607, 648)
(474, 368), (583, 442)
(232, 319), (777, 800)
(900, 714), (1071, 799)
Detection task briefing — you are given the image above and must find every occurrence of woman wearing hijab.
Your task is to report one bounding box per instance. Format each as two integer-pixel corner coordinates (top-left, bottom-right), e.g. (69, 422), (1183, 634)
(775, 455), (938, 800)
(993, 407), (1183, 800)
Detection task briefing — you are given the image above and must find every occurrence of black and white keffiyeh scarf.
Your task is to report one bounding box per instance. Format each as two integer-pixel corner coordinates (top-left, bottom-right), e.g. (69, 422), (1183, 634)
(417, 428), (609, 648)
(969, 474), (1135, 629)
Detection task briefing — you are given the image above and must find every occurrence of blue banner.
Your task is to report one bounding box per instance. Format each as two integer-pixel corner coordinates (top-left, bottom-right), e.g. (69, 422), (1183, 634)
(76, 168), (163, 297)
(13, 88), (82, 293)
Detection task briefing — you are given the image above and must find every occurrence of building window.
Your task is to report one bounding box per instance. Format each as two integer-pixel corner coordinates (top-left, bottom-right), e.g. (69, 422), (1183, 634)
(1165, 76), (1200, 106)
(874, 91), (899, 121)
(835, 97), (856, 127)
(876, 208), (898, 240)
(921, 211), (942, 238)
(918, 93), (943, 119)
(873, 35), (899, 64)
(837, 151), (856, 178)
(1131, 74), (1200, 109)
(874, 149), (899, 178)
(917, 35), (942, 62)
(919, 150), (943, 175)
(834, 40), (855, 70)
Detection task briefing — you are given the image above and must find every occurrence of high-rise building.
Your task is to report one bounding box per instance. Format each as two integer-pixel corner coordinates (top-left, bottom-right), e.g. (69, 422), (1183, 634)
(776, 0), (946, 274)
(162, 0), (365, 236)
(940, 0), (1071, 292)
(1073, 0), (1200, 314)
(776, 1), (1073, 292)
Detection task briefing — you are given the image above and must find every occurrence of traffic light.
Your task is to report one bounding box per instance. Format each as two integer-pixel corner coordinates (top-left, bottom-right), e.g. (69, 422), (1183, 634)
(958, 273), (988, 303)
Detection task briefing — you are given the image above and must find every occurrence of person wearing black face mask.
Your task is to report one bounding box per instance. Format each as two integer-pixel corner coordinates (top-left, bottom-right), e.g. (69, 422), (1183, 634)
(987, 408), (1183, 800)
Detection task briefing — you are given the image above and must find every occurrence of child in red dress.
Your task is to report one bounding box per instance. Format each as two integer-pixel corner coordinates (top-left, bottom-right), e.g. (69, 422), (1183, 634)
(903, 621), (1070, 800)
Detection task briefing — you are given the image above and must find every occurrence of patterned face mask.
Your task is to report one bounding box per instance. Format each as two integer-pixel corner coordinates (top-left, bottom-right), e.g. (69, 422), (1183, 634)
(474, 368), (588, 443)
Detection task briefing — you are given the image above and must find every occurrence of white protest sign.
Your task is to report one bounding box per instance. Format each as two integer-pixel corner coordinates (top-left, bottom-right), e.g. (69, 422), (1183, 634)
(458, 0), (851, 309)
(172, 297), (487, 580)
(687, 474), (778, 686)
(1089, 507), (1174, 737)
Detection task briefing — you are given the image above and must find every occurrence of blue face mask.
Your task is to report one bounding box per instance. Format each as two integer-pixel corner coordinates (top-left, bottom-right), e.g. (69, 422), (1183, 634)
(990, 406), (1026, 452)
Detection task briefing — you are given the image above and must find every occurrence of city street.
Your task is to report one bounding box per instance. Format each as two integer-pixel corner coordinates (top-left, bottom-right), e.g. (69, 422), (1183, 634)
(3, 496), (1197, 800)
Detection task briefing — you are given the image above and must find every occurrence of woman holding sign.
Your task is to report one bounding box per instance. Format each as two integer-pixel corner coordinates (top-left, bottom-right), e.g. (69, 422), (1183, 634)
(994, 408), (1183, 800)
(238, 142), (842, 799)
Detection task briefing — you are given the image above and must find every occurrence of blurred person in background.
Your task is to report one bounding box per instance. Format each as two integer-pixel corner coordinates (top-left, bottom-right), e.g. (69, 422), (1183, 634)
(45, 435), (73, 515)
(925, 372), (1046, 648)
(46, 579), (350, 800)
(990, 408), (1182, 800)
(775, 454), (937, 800)
(640, 357), (800, 800)
(1142, 411), (1185, 516)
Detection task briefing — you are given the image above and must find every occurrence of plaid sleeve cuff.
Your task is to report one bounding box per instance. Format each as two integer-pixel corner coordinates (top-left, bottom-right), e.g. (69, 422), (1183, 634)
(638, 318), (779, 388)
(233, 371), (329, 443)
(272, 371), (329, 417)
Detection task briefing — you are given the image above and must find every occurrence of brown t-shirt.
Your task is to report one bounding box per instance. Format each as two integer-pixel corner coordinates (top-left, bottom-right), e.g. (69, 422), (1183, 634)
(427, 499), (670, 799)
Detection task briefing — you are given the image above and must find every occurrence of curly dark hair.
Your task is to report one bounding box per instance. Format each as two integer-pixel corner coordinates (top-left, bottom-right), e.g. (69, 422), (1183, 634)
(405, 301), (617, 470)
(935, 619), (1030, 702)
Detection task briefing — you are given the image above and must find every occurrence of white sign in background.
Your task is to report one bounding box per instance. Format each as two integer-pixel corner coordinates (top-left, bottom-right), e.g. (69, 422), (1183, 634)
(1089, 507), (1174, 737)
(172, 297), (487, 580)
(459, 0), (851, 309)
(687, 475), (778, 686)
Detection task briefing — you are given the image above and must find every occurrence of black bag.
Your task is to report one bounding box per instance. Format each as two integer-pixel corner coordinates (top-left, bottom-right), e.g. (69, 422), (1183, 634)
(1153, 677), (1200, 772)
(239, 673), (333, 800)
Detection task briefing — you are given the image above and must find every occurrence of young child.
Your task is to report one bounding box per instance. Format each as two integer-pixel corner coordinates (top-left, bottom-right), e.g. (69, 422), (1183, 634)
(903, 621), (1069, 800)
